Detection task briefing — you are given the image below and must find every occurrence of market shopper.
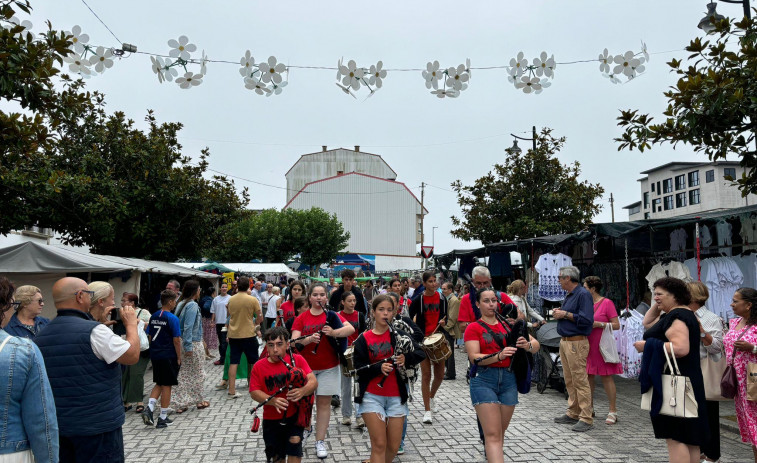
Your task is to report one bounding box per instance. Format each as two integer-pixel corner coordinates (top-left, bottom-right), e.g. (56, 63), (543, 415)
(226, 276), (263, 398)
(506, 280), (545, 329)
(582, 276), (621, 425)
(200, 286), (218, 359)
(171, 280), (208, 413)
(441, 281), (460, 380)
(552, 266), (595, 432)
(121, 292), (151, 414)
(5, 284), (50, 339)
(723, 287), (757, 463)
(211, 282), (231, 365)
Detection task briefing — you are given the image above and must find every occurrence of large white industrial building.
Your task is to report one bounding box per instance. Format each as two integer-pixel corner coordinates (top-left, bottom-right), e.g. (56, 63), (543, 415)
(284, 146), (426, 259)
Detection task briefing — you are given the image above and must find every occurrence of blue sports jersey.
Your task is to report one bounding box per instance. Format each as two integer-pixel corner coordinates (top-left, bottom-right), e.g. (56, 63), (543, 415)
(147, 310), (181, 360)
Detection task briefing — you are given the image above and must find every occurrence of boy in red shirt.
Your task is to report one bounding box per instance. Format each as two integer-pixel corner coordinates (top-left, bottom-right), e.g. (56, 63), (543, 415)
(249, 327), (317, 463)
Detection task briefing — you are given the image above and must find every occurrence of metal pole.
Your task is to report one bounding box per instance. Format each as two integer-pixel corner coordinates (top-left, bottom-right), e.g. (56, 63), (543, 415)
(421, 182), (425, 269)
(532, 126), (537, 152)
(610, 193), (615, 223)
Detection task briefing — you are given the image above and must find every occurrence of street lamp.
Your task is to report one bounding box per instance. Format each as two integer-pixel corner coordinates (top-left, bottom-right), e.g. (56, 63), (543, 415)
(506, 126), (537, 155)
(698, 1), (751, 34)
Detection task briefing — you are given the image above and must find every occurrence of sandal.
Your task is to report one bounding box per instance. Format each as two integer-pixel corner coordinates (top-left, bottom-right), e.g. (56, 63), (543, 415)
(196, 401), (210, 409)
(135, 405), (145, 413)
(123, 404), (133, 412)
(605, 412), (618, 425)
(215, 382), (228, 390)
(176, 407), (189, 414)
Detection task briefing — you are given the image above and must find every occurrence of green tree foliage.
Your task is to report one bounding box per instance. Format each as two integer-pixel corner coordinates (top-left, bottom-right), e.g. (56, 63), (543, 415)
(0, 1), (248, 260)
(616, 15), (757, 195)
(208, 208), (350, 268)
(450, 129), (604, 244)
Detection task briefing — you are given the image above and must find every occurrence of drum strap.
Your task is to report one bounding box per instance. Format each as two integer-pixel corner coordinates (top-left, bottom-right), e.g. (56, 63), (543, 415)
(476, 320), (509, 350)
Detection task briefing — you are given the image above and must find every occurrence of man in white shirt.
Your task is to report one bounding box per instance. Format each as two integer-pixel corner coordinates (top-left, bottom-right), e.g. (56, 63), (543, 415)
(260, 283), (273, 314)
(264, 286), (281, 330)
(211, 282), (232, 365)
(250, 280), (263, 305)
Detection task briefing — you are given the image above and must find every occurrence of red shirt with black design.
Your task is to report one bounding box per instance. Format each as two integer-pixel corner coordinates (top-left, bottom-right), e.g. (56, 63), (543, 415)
(463, 319), (512, 368)
(291, 309), (346, 371)
(280, 300), (295, 324)
(422, 292), (441, 337)
(338, 310), (361, 346)
(457, 292), (516, 323)
(364, 329), (399, 397)
(249, 353), (312, 420)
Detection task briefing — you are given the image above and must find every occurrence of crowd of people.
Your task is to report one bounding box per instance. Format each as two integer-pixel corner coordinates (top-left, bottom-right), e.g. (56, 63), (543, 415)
(0, 263), (756, 462)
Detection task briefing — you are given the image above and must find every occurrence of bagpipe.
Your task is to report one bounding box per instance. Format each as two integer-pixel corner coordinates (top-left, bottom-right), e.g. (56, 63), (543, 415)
(250, 350), (314, 433)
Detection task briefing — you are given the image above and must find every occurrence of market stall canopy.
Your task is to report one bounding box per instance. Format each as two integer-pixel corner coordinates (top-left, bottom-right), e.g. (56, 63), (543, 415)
(175, 262), (297, 277)
(0, 241), (222, 278)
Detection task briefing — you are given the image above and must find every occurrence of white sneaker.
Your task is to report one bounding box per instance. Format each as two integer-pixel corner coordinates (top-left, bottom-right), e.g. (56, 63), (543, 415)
(341, 417), (351, 426)
(422, 411), (432, 424)
(430, 398), (437, 412)
(356, 416), (365, 428)
(315, 440), (328, 459)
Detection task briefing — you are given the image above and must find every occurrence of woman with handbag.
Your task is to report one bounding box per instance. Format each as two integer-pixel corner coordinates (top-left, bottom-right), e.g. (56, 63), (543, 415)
(582, 276), (622, 425)
(687, 282), (726, 463)
(635, 277), (708, 463)
(121, 292), (152, 414)
(723, 287), (757, 462)
(171, 280), (209, 413)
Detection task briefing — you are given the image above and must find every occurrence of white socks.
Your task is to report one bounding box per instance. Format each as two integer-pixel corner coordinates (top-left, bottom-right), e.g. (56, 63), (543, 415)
(160, 408), (169, 420)
(148, 398), (157, 412)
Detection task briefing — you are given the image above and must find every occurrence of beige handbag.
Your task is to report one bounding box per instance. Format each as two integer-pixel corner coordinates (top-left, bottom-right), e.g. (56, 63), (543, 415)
(701, 353), (729, 401)
(748, 362), (757, 402)
(641, 344), (699, 418)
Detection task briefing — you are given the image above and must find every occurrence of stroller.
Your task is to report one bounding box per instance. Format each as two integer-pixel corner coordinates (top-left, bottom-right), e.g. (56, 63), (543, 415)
(533, 322), (568, 399)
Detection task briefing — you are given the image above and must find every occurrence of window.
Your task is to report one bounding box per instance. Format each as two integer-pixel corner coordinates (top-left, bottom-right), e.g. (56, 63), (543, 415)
(675, 174), (686, 190)
(644, 212), (650, 219)
(724, 167), (736, 180)
(689, 189), (700, 205)
(643, 192), (650, 209)
(663, 178), (673, 193)
(664, 195), (674, 210)
(651, 183), (655, 192)
(688, 171), (699, 187)
(657, 181), (661, 194)
(706, 170), (715, 183)
(676, 192), (687, 208)
(653, 198), (662, 212)
(629, 205), (641, 215)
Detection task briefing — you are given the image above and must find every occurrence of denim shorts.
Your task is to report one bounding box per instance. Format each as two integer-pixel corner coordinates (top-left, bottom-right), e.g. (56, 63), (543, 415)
(469, 367), (519, 407)
(358, 392), (408, 421)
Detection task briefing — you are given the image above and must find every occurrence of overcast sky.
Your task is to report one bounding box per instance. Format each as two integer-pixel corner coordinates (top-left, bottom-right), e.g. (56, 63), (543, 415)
(24, 0), (732, 255)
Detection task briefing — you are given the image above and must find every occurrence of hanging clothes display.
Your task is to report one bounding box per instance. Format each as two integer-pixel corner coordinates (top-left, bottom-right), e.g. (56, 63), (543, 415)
(716, 219), (733, 256)
(615, 309), (645, 379)
(575, 262), (641, 312)
(488, 252), (513, 277)
(685, 256), (745, 322)
(669, 227), (688, 260)
(700, 223), (713, 253)
(534, 252), (572, 301)
(645, 260), (693, 291)
(740, 213), (757, 251)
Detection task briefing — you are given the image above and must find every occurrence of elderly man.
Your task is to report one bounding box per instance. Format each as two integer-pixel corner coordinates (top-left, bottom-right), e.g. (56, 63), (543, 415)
(264, 286), (282, 330)
(552, 266), (595, 432)
(251, 280), (264, 306)
(441, 282), (460, 380)
(456, 266), (515, 330)
(35, 277), (140, 462)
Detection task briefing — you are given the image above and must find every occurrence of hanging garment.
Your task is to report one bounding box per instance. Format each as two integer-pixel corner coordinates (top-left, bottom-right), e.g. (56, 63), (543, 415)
(716, 219), (733, 256)
(534, 253), (572, 301)
(703, 257), (743, 323)
(488, 252), (513, 277)
(646, 261), (693, 291)
(616, 309), (645, 379)
(670, 228), (688, 260)
(740, 214), (757, 251)
(700, 223), (713, 252)
(731, 254), (757, 290)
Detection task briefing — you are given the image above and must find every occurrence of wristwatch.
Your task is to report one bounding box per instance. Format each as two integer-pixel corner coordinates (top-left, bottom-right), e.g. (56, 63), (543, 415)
(700, 332), (707, 339)
(752, 344), (757, 354)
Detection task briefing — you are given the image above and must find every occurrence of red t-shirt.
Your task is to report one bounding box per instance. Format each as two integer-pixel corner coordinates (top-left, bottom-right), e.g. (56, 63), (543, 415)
(291, 309), (345, 371)
(363, 330), (400, 397)
(249, 353), (312, 420)
(339, 310), (361, 346)
(280, 300), (295, 324)
(422, 293), (441, 337)
(464, 320), (512, 368)
(457, 292), (515, 323)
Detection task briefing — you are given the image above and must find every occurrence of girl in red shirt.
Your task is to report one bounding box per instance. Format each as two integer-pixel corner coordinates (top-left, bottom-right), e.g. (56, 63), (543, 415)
(280, 280), (306, 326)
(338, 292), (367, 427)
(464, 288), (539, 463)
(389, 279), (409, 317)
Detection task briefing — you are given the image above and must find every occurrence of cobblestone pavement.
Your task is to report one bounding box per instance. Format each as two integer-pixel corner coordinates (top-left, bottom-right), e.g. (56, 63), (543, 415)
(124, 352), (754, 462)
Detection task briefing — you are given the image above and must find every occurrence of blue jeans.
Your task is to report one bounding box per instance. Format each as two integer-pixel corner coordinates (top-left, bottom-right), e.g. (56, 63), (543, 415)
(469, 367), (518, 407)
(341, 375), (355, 419)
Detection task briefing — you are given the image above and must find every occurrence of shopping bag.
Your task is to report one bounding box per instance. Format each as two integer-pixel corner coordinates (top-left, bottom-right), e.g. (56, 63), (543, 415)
(137, 320), (150, 351)
(748, 362), (757, 402)
(641, 345), (698, 418)
(599, 324), (620, 364)
(701, 355), (729, 401)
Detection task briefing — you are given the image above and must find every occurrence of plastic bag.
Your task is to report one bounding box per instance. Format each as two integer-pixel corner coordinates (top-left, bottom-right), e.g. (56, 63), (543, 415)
(599, 323), (620, 363)
(137, 320), (150, 351)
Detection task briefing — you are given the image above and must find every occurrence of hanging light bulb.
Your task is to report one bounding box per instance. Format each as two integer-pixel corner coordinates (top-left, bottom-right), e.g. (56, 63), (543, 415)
(698, 2), (726, 34)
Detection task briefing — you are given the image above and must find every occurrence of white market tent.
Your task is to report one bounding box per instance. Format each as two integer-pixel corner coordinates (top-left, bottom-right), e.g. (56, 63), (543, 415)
(174, 262), (298, 279)
(0, 241), (221, 319)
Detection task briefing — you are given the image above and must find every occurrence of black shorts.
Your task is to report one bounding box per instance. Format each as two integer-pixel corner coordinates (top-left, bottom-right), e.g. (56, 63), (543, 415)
(262, 416), (304, 461)
(228, 336), (259, 365)
(60, 427), (124, 463)
(151, 357), (180, 386)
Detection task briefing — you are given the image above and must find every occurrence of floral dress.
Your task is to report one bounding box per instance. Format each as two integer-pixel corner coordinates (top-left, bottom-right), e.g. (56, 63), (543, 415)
(723, 319), (757, 446)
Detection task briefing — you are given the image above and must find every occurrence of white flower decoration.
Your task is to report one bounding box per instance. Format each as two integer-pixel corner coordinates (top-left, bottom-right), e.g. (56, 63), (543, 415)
(239, 50), (254, 77)
(245, 76), (271, 95)
(603, 73), (621, 84)
(336, 82), (357, 99)
(431, 89), (459, 99)
(598, 48), (613, 74)
(507, 52), (528, 78)
(260, 56), (286, 84)
(515, 75), (542, 94)
(368, 61), (386, 88)
(89, 46), (113, 73)
(9, 16), (33, 30)
(269, 80), (288, 97)
(63, 54), (91, 75)
(446, 64), (469, 91)
(162, 59), (178, 82)
(150, 56), (165, 83)
(168, 36), (196, 61)
(506, 66), (519, 84)
(641, 41), (649, 62)
(613, 51), (640, 78)
(200, 50), (208, 75)
(422, 60), (443, 90)
(533, 52), (556, 78)
(176, 71), (203, 89)
(339, 59), (364, 91)
(66, 25), (89, 54)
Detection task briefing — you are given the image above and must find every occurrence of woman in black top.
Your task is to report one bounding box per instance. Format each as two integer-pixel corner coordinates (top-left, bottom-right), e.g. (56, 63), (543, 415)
(635, 277), (708, 463)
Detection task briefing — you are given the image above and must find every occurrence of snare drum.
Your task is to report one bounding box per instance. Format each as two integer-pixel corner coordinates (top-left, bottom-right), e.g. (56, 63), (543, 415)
(422, 333), (451, 363)
(342, 346), (356, 377)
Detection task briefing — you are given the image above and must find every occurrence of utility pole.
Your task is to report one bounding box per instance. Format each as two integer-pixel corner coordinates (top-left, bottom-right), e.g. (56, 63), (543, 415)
(420, 182), (425, 269)
(610, 193), (615, 223)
